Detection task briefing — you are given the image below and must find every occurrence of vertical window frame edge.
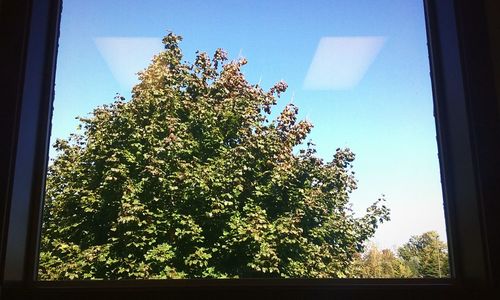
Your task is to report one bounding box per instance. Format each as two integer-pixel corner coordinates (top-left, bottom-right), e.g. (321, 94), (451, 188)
(424, 0), (490, 284)
(1, 0), (61, 284)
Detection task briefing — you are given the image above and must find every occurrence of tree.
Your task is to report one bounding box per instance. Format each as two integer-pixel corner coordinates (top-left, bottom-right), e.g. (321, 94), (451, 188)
(350, 244), (413, 278)
(397, 231), (449, 278)
(38, 32), (390, 279)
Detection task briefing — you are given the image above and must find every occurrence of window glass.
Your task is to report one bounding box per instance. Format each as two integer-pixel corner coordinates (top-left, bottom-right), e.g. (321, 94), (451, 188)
(39, 0), (449, 279)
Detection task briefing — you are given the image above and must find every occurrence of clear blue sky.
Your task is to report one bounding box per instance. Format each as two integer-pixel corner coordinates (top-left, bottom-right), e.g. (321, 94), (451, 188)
(52, 0), (447, 250)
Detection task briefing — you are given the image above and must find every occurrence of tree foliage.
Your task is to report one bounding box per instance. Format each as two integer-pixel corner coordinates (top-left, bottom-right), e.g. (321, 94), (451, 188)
(350, 244), (413, 278)
(398, 231), (449, 278)
(39, 32), (390, 279)
(351, 231), (449, 278)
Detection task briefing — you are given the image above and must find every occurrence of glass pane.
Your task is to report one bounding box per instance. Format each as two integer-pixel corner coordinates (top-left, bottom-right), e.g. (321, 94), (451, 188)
(38, 0), (449, 279)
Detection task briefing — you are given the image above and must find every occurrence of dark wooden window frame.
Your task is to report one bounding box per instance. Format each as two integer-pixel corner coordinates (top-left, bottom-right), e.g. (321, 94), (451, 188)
(1, 0), (498, 299)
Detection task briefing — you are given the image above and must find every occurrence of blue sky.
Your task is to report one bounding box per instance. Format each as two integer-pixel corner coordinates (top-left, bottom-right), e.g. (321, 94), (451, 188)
(52, 0), (447, 250)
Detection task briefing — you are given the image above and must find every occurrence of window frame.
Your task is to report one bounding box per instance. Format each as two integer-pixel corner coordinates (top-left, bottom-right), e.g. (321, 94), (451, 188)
(1, 0), (498, 298)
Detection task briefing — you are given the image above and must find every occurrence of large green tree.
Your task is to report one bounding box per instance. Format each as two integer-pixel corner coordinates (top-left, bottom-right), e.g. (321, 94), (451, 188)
(39, 33), (389, 279)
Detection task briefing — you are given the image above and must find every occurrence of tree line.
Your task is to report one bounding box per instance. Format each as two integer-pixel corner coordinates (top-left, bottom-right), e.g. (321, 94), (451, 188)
(350, 231), (449, 278)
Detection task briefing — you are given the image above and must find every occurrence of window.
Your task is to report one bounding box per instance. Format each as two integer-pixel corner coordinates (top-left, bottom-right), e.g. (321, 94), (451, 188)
(1, 0), (498, 298)
(39, 0), (448, 280)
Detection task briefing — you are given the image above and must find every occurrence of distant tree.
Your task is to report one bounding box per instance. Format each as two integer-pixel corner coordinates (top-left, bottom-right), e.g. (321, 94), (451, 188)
(398, 231), (449, 278)
(350, 244), (412, 278)
(38, 32), (390, 279)
(351, 231), (449, 278)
